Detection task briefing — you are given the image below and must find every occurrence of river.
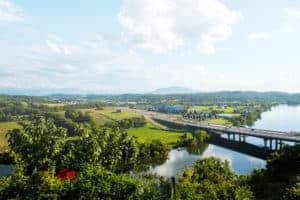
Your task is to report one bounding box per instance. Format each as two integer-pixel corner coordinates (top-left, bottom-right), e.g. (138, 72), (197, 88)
(150, 104), (300, 177)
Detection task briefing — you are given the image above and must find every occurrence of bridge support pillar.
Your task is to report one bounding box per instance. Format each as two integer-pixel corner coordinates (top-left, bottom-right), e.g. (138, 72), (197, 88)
(233, 134), (236, 141)
(269, 139), (273, 150)
(275, 139), (278, 150)
(264, 138), (268, 148)
(242, 135), (246, 142)
(279, 140), (283, 150)
(238, 134), (241, 142)
(227, 133), (230, 140)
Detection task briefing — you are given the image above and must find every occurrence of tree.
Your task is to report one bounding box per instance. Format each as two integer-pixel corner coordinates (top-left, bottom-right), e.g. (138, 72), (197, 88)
(192, 130), (210, 144)
(248, 145), (300, 200)
(65, 109), (91, 123)
(69, 165), (140, 200)
(177, 157), (254, 200)
(8, 117), (67, 174)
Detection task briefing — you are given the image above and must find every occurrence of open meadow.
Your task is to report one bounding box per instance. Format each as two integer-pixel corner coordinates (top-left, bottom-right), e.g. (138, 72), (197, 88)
(127, 122), (187, 148)
(82, 107), (186, 147)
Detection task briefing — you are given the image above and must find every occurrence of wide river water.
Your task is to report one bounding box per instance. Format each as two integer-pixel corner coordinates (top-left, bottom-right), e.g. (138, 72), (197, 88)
(150, 104), (300, 177)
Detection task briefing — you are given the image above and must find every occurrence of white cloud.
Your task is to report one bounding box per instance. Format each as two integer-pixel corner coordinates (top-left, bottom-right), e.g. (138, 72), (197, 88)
(0, 35), (145, 91)
(119, 0), (241, 55)
(248, 32), (269, 40)
(0, 0), (23, 22)
(285, 7), (300, 18)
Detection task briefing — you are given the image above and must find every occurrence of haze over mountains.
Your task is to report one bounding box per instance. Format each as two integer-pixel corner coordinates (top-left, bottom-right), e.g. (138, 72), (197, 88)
(0, 87), (299, 96)
(0, 87), (197, 96)
(150, 87), (199, 94)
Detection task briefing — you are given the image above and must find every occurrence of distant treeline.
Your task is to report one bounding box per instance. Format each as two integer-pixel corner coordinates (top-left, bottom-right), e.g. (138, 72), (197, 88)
(0, 96), (52, 122)
(49, 91), (300, 105)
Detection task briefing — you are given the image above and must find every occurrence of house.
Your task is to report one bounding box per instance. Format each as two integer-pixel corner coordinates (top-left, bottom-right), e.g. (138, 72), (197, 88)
(154, 104), (185, 113)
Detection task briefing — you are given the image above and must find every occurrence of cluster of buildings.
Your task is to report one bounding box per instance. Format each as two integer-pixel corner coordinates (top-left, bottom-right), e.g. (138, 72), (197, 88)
(183, 111), (218, 121)
(148, 104), (185, 114)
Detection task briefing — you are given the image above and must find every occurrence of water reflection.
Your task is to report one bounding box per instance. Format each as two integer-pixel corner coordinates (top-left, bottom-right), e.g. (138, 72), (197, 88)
(0, 165), (14, 177)
(186, 143), (208, 155)
(149, 144), (266, 178)
(253, 104), (300, 132)
(149, 148), (201, 178)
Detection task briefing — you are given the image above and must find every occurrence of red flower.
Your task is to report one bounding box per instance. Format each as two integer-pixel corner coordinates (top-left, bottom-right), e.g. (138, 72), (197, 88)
(55, 168), (77, 181)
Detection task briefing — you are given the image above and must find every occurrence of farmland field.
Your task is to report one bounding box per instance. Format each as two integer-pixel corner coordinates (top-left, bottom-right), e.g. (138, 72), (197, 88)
(206, 118), (232, 126)
(81, 107), (142, 126)
(188, 105), (235, 113)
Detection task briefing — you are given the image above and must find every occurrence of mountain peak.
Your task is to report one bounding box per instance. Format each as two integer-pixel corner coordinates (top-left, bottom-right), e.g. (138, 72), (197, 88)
(151, 87), (198, 94)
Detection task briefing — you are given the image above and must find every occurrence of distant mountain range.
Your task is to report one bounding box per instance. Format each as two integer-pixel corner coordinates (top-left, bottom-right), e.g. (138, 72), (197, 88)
(150, 87), (198, 94)
(0, 88), (128, 96)
(0, 87), (198, 96)
(0, 88), (88, 96)
(0, 87), (299, 97)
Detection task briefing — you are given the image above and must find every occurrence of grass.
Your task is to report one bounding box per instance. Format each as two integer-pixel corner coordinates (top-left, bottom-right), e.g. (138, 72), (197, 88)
(189, 105), (235, 113)
(206, 118), (232, 126)
(78, 108), (187, 148)
(0, 122), (22, 152)
(43, 103), (66, 107)
(93, 108), (141, 120)
(81, 107), (142, 126)
(127, 122), (188, 148)
(52, 111), (66, 118)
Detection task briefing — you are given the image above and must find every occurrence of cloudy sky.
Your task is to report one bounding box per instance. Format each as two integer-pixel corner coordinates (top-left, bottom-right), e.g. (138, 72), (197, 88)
(1, 0), (300, 93)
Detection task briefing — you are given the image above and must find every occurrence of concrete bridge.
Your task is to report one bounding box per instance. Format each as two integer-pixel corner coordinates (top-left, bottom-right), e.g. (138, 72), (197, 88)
(141, 111), (300, 151)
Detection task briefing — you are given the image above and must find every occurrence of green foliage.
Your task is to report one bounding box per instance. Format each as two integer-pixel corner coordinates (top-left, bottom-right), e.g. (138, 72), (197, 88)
(118, 116), (146, 128)
(65, 109), (92, 123)
(247, 145), (300, 200)
(234, 186), (254, 200)
(192, 130), (210, 144)
(0, 96), (57, 122)
(177, 130), (209, 151)
(283, 183), (300, 200)
(128, 122), (186, 148)
(0, 122), (21, 152)
(137, 140), (168, 170)
(188, 157), (234, 183)
(8, 117), (67, 173)
(1, 116), (171, 199)
(1, 95), (298, 200)
(0, 170), (63, 200)
(69, 165), (140, 200)
(47, 112), (85, 136)
(177, 157), (254, 200)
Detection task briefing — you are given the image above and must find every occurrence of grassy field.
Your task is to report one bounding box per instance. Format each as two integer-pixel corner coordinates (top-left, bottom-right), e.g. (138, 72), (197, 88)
(43, 103), (66, 107)
(0, 122), (21, 152)
(189, 105), (235, 113)
(93, 108), (141, 120)
(81, 107), (142, 126)
(206, 118), (232, 126)
(78, 108), (187, 148)
(128, 122), (188, 148)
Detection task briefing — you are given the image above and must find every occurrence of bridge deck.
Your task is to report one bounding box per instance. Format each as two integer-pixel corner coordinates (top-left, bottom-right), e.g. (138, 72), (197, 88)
(141, 111), (300, 143)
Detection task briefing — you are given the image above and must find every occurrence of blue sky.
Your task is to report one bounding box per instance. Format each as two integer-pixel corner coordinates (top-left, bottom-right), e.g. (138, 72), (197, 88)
(1, 0), (300, 93)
